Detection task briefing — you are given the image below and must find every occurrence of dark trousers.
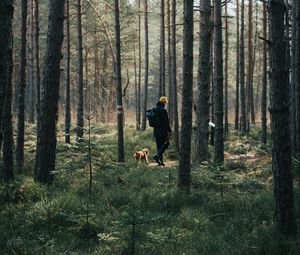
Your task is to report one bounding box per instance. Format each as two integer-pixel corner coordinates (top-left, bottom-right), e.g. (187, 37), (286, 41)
(155, 136), (170, 162)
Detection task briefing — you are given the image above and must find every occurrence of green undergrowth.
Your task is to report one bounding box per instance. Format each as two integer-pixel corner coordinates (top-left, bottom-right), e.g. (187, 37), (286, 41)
(0, 124), (299, 254)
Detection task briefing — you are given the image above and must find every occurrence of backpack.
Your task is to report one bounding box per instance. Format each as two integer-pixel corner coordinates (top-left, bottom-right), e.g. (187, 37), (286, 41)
(146, 107), (161, 127)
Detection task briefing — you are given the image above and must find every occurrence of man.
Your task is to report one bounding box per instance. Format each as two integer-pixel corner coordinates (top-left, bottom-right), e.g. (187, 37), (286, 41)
(153, 96), (172, 166)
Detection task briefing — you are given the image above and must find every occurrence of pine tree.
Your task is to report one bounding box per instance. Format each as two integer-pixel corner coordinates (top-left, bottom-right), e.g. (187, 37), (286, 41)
(295, 0), (300, 154)
(224, 1), (229, 137)
(261, 2), (268, 144)
(240, 0), (247, 133)
(65, 0), (71, 144)
(34, 0), (41, 115)
(269, 0), (296, 236)
(247, 0), (255, 127)
(0, 0), (14, 182)
(158, 0), (166, 97)
(136, 0), (142, 130)
(114, 0), (125, 162)
(178, 0), (194, 189)
(141, 0), (149, 131)
(214, 0), (224, 163)
(0, 0), (14, 153)
(171, 0), (179, 152)
(16, 0), (28, 172)
(28, 0), (35, 123)
(235, 0), (240, 130)
(196, 0), (212, 162)
(76, 0), (84, 140)
(35, 0), (66, 184)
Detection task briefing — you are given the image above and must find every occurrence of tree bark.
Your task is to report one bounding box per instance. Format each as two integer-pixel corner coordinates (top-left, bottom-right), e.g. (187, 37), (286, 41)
(35, 0), (65, 184)
(158, 0), (166, 97)
(210, 3), (215, 147)
(94, 32), (100, 122)
(1, 1), (14, 182)
(291, 0), (297, 153)
(2, 44), (14, 182)
(269, 0), (296, 236)
(141, 0), (149, 131)
(114, 0), (125, 162)
(295, 0), (300, 154)
(65, 0), (71, 144)
(178, 0), (194, 190)
(261, 2), (268, 144)
(16, 0), (28, 172)
(235, 0), (240, 130)
(100, 45), (108, 123)
(136, 0), (142, 130)
(196, 0), (211, 162)
(240, 0), (247, 133)
(0, 0), (14, 153)
(224, 1), (229, 137)
(34, 0), (41, 117)
(76, 0), (84, 140)
(28, 0), (35, 124)
(247, 0), (255, 126)
(172, 0), (179, 152)
(167, 0), (173, 125)
(214, 0), (224, 164)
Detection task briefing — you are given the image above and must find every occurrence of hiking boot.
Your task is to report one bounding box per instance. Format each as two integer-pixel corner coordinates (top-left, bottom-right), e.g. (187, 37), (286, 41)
(153, 155), (160, 165)
(159, 162), (166, 167)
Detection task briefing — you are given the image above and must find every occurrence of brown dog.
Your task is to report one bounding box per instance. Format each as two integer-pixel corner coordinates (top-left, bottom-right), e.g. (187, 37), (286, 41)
(134, 148), (149, 164)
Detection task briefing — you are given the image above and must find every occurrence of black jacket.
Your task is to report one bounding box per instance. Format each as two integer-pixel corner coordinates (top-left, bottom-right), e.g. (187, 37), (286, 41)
(154, 102), (172, 138)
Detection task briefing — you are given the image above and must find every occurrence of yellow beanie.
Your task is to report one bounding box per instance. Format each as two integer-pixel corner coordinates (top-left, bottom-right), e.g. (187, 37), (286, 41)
(159, 96), (168, 104)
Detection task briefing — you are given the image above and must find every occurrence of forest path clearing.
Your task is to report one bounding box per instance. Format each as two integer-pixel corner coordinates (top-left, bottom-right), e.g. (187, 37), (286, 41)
(147, 160), (178, 168)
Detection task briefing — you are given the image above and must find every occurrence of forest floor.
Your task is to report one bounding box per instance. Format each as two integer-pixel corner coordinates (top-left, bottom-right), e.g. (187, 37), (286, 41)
(0, 124), (299, 255)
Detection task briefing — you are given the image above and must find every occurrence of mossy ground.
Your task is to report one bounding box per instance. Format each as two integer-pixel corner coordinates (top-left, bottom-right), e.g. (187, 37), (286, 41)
(0, 124), (299, 254)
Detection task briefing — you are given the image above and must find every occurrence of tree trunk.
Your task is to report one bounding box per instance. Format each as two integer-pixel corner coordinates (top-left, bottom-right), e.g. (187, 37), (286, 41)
(141, 0), (149, 131)
(134, 36), (138, 128)
(94, 33), (100, 122)
(28, 0), (35, 124)
(167, 0), (173, 125)
(261, 2), (268, 144)
(247, 0), (255, 127)
(171, 0), (179, 152)
(76, 0), (84, 140)
(224, 1), (229, 137)
(0, 0), (14, 182)
(240, 0), (247, 133)
(296, 0), (300, 154)
(65, 0), (71, 144)
(2, 43), (14, 182)
(269, 0), (296, 236)
(291, 0), (297, 153)
(210, 3), (215, 147)
(235, 0), (240, 130)
(0, 0), (14, 153)
(35, 0), (65, 184)
(214, 0), (224, 164)
(136, 0), (141, 130)
(196, 0), (211, 162)
(34, 0), (41, 118)
(16, 0), (28, 172)
(100, 45), (108, 123)
(178, 0), (194, 190)
(114, 0), (125, 162)
(253, 2), (259, 115)
(158, 0), (166, 97)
